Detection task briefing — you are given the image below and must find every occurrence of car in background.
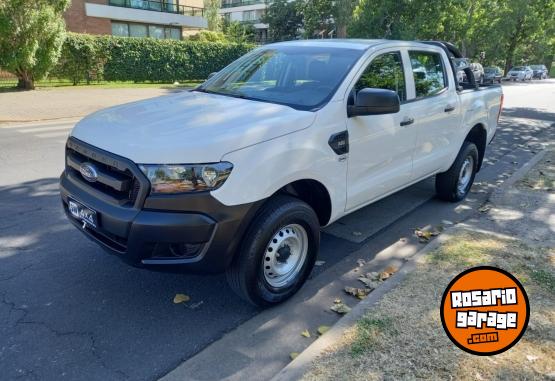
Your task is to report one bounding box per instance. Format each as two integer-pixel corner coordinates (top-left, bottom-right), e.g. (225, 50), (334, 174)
(484, 67), (503, 83)
(530, 64), (548, 79)
(507, 66), (533, 81)
(470, 62), (485, 83)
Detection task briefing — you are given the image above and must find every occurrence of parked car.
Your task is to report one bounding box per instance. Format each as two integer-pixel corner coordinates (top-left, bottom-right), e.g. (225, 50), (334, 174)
(484, 67), (503, 83)
(60, 40), (503, 306)
(530, 64), (548, 79)
(469, 62), (485, 83)
(508, 66), (533, 81)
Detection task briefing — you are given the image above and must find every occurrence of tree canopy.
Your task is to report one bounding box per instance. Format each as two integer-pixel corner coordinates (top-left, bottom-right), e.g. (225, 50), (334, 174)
(0, 0), (70, 89)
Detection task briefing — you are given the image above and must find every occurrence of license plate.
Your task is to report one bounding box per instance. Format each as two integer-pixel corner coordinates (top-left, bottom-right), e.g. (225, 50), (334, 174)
(68, 199), (98, 228)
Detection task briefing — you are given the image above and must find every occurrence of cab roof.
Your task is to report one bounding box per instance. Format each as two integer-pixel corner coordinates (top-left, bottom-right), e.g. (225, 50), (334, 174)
(266, 39), (436, 51)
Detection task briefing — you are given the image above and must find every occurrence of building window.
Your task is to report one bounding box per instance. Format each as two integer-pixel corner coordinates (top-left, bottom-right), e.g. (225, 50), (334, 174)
(111, 21), (181, 40)
(112, 22), (129, 37)
(129, 24), (148, 38)
(243, 10), (256, 21)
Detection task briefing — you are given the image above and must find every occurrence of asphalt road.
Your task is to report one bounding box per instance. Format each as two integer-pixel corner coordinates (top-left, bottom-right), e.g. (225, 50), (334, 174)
(1, 80), (554, 381)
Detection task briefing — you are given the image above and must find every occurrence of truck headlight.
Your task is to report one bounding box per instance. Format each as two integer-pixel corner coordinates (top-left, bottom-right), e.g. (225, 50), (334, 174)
(139, 162), (233, 194)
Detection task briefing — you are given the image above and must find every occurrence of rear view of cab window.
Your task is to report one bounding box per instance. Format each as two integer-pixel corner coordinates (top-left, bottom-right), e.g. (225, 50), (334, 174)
(409, 51), (447, 98)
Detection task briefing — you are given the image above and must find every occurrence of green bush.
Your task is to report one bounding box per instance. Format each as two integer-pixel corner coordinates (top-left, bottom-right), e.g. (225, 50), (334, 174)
(54, 33), (255, 84)
(52, 33), (107, 85)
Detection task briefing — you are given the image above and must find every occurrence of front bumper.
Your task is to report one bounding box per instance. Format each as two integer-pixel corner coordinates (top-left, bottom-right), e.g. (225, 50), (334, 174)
(60, 139), (262, 274)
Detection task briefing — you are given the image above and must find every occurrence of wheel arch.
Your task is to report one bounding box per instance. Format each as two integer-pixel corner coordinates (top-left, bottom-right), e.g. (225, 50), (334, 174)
(464, 123), (487, 171)
(276, 179), (333, 226)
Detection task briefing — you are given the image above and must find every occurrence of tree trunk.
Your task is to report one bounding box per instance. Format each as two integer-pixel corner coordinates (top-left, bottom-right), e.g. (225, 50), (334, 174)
(16, 71), (35, 90)
(337, 24), (347, 38)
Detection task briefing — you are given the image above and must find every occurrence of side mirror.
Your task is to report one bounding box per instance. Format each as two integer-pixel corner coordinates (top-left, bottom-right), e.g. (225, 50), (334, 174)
(347, 88), (400, 117)
(207, 72), (218, 80)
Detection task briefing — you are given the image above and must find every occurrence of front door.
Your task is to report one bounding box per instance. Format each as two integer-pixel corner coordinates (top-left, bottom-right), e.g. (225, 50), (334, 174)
(346, 50), (417, 211)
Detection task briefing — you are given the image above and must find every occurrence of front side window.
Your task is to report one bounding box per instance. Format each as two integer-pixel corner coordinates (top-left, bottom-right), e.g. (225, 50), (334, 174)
(354, 51), (406, 101)
(198, 46), (364, 111)
(409, 51), (447, 98)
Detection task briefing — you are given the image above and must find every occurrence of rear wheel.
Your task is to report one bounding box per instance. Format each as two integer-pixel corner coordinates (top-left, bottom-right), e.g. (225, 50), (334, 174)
(226, 195), (320, 306)
(436, 142), (479, 202)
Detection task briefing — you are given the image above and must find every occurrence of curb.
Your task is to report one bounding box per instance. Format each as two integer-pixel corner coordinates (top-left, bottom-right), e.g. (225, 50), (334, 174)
(271, 148), (549, 381)
(271, 233), (448, 381)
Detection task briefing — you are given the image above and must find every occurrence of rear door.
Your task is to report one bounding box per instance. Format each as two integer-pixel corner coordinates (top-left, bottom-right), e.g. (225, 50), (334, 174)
(345, 48), (418, 210)
(404, 49), (463, 181)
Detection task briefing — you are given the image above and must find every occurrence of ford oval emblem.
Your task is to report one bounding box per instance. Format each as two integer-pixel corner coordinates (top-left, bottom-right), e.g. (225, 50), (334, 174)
(80, 162), (98, 182)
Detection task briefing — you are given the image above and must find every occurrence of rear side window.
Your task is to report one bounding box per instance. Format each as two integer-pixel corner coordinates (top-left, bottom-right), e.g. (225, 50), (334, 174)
(354, 51), (406, 101)
(409, 51), (447, 98)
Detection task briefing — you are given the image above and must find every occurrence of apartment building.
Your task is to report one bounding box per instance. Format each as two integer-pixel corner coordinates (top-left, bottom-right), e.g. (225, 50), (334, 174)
(64, 0), (207, 40)
(219, 0), (269, 43)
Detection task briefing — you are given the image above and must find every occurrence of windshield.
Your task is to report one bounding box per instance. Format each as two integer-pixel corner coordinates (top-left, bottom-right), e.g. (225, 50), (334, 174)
(530, 65), (542, 70)
(197, 46), (364, 111)
(485, 67), (497, 73)
(512, 67), (525, 71)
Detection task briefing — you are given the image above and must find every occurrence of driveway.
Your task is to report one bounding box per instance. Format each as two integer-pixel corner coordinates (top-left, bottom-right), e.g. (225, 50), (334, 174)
(0, 80), (554, 380)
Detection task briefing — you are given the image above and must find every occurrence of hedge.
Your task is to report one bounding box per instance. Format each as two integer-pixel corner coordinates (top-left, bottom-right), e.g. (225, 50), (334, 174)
(53, 33), (255, 84)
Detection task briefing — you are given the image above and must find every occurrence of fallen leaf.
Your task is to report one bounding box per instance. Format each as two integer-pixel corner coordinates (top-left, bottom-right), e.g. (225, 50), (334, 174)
(301, 329), (311, 338)
(356, 259), (366, 267)
(315, 260), (326, 266)
(358, 277), (380, 290)
(290, 352), (300, 360)
(344, 286), (371, 299)
(317, 325), (330, 335)
(384, 265), (398, 275)
(334, 298), (342, 304)
(330, 302), (351, 314)
(478, 205), (491, 213)
(365, 271), (380, 281)
(378, 271), (390, 281)
(173, 294), (190, 304)
(414, 228), (433, 242)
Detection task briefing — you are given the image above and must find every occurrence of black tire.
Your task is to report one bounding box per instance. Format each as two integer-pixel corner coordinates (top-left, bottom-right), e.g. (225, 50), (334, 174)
(435, 142), (479, 202)
(226, 195), (320, 307)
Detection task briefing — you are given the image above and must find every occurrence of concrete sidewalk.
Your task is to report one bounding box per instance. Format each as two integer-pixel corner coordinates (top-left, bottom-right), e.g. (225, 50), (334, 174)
(0, 87), (185, 122)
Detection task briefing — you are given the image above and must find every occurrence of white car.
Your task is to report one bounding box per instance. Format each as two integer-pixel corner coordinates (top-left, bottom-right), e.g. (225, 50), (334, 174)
(508, 66), (533, 81)
(60, 40), (504, 306)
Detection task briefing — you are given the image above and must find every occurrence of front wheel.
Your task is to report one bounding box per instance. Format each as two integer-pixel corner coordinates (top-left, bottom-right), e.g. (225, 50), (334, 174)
(435, 142), (479, 202)
(226, 195), (320, 306)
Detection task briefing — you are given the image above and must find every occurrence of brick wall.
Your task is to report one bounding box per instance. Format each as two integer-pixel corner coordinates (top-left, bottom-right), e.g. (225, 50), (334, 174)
(64, 0), (111, 35)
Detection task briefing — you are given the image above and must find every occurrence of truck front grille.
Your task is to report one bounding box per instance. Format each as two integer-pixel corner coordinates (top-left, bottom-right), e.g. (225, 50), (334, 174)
(65, 137), (149, 208)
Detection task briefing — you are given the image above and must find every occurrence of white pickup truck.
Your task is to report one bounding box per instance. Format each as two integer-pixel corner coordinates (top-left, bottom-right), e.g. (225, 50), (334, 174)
(60, 40), (503, 306)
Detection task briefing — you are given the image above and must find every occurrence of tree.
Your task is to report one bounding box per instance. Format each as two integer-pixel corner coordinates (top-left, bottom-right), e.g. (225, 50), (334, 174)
(223, 20), (256, 43)
(204, 0), (222, 32)
(298, 0), (334, 38)
(332, 0), (357, 38)
(0, 0), (69, 90)
(263, 0), (303, 42)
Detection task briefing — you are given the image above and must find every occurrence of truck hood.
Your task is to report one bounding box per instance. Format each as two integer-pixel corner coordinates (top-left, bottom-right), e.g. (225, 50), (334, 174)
(71, 91), (316, 163)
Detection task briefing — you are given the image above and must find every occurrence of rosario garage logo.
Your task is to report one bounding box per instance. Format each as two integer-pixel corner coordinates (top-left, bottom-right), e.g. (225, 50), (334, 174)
(440, 266), (529, 355)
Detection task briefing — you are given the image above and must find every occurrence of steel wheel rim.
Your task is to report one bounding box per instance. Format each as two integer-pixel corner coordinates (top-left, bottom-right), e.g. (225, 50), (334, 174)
(263, 224), (308, 288)
(457, 156), (474, 195)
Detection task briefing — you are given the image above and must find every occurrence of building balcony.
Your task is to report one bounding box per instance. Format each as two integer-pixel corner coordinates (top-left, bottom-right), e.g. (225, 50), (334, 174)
(85, 1), (207, 28)
(109, 0), (204, 16)
(221, 0), (266, 9)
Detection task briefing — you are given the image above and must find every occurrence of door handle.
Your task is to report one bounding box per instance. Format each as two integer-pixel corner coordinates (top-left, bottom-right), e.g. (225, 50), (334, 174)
(444, 105), (456, 112)
(400, 117), (414, 127)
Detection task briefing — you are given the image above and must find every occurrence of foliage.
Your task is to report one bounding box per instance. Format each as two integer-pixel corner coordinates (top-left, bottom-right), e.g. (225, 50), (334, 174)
(0, 0), (69, 89)
(298, 0), (334, 38)
(188, 30), (228, 42)
(348, 0), (555, 73)
(52, 34), (255, 83)
(51, 33), (106, 85)
(263, 0), (303, 42)
(222, 20), (256, 44)
(203, 0), (222, 32)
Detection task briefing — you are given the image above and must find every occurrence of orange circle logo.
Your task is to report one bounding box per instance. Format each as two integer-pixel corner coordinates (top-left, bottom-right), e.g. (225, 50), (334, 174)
(440, 266), (529, 355)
